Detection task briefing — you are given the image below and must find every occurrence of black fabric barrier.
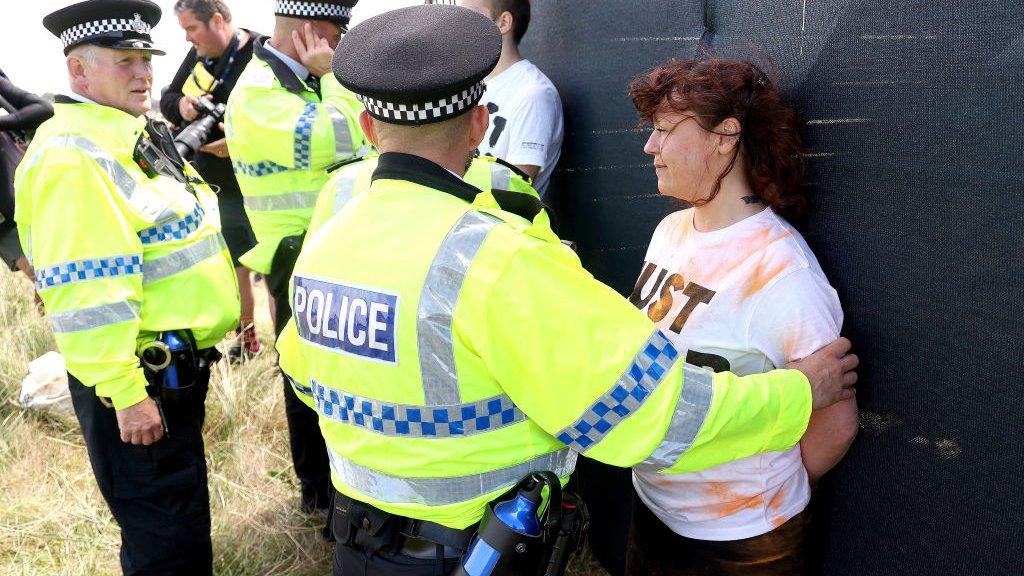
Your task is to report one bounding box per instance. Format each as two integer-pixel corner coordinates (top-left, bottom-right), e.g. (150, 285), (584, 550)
(521, 1), (1024, 575)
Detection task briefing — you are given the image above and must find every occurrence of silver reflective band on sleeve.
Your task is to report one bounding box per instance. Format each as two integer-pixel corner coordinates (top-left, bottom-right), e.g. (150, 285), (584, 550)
(328, 447), (577, 506)
(417, 211), (501, 406)
(26, 135), (177, 224)
(325, 105), (354, 159)
(555, 330), (679, 452)
(49, 301), (141, 333)
(243, 190), (320, 212)
(635, 363), (715, 472)
(143, 234), (226, 285)
(332, 168), (358, 215)
(489, 163), (511, 191)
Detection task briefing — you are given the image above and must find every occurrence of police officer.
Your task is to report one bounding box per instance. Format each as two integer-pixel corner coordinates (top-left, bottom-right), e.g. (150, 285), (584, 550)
(276, 5), (858, 575)
(16, 1), (239, 573)
(224, 0), (367, 515)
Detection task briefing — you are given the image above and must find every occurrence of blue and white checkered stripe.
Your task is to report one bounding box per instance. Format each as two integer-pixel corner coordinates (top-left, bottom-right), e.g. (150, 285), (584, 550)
(293, 103), (318, 170)
(312, 379), (525, 438)
(137, 203), (205, 245)
(232, 158), (290, 178)
(556, 330), (679, 451)
(35, 254), (143, 290)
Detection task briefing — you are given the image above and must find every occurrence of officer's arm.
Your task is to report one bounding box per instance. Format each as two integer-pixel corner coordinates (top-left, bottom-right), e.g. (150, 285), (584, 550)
(17, 149), (148, 410)
(461, 234), (812, 473)
(225, 78), (364, 173)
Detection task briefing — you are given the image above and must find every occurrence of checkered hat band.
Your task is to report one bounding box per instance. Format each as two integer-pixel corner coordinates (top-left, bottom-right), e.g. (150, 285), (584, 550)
(60, 19), (151, 49)
(357, 81), (487, 124)
(275, 0), (352, 20)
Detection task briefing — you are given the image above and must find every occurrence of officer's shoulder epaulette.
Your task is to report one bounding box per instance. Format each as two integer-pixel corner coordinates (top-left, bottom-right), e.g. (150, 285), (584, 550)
(489, 188), (546, 223)
(326, 155), (369, 174)
(480, 153), (533, 183)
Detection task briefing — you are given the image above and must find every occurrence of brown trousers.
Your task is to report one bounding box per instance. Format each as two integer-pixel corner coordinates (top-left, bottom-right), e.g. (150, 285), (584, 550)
(625, 494), (811, 576)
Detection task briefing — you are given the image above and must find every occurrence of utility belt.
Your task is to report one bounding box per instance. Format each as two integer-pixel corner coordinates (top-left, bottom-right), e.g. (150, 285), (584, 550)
(138, 330), (221, 404)
(334, 472), (590, 576)
(332, 491), (476, 560)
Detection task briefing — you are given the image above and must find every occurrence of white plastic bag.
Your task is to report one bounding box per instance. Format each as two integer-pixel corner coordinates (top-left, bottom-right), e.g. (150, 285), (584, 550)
(19, 351), (73, 415)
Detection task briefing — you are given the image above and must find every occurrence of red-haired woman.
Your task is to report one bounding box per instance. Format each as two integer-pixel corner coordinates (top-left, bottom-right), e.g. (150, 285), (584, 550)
(624, 58), (859, 575)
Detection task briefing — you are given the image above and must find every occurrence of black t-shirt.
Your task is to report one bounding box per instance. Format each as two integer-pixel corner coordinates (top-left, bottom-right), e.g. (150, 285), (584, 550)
(159, 30), (257, 202)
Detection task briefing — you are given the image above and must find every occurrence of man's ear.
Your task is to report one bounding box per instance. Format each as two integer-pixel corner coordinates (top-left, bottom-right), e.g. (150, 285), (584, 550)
(359, 110), (379, 147)
(495, 11), (514, 36)
(467, 105), (490, 150)
(67, 56), (87, 91)
(715, 117), (742, 155)
(210, 12), (225, 32)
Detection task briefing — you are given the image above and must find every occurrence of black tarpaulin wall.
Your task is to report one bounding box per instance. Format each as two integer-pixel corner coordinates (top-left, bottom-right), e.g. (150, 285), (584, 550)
(520, 1), (1024, 575)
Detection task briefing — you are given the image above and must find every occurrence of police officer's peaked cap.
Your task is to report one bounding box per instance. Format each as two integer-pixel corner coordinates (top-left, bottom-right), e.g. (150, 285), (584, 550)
(275, 0), (359, 30)
(43, 0), (164, 56)
(333, 5), (501, 126)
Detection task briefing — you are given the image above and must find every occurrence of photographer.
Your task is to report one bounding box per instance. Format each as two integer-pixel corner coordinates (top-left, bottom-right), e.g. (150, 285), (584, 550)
(0, 69), (53, 279)
(160, 0), (262, 361)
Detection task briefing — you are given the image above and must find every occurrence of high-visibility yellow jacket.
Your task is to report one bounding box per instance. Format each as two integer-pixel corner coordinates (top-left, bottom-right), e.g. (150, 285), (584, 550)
(14, 100), (240, 409)
(277, 152), (811, 529)
(306, 153), (541, 237)
(225, 36), (367, 274)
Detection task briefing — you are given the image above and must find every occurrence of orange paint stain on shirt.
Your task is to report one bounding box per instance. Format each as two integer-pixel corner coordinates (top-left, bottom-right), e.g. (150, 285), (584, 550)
(767, 487), (789, 528)
(699, 482), (766, 519)
(742, 257), (790, 300)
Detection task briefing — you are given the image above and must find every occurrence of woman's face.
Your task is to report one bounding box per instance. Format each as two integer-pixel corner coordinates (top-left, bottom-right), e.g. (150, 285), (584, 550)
(643, 108), (719, 203)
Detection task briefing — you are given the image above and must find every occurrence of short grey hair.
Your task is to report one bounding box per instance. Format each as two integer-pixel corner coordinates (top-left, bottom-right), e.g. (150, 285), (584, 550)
(68, 44), (100, 66)
(174, 0), (232, 23)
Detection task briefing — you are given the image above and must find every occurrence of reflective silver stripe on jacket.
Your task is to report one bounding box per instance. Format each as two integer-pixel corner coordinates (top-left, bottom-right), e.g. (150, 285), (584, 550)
(327, 447), (577, 506)
(325, 105), (354, 159)
(312, 379), (525, 438)
(555, 330), (680, 453)
(49, 301), (141, 333)
(489, 162), (511, 191)
(417, 211), (502, 406)
(332, 168), (359, 214)
(285, 372), (313, 397)
(26, 134), (177, 224)
(635, 363), (715, 471)
(143, 234), (225, 285)
(243, 190), (320, 212)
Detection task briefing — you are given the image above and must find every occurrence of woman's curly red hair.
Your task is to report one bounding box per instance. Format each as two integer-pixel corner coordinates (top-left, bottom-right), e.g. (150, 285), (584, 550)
(628, 58), (806, 220)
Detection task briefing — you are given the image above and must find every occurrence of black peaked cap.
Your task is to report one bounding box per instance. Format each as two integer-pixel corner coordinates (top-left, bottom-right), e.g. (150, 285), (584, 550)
(333, 5), (501, 125)
(274, 0), (358, 27)
(44, 0), (164, 55)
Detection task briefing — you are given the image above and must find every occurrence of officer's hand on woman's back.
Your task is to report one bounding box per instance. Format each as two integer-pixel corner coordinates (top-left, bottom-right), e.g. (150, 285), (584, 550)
(116, 397), (165, 445)
(786, 337), (859, 410)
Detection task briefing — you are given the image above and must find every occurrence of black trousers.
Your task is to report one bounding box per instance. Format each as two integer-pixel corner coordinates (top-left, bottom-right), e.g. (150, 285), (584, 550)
(333, 543), (461, 576)
(68, 374), (213, 576)
(268, 233), (332, 510)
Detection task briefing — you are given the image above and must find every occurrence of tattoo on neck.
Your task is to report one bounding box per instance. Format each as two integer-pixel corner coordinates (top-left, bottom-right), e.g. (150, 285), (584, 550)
(741, 195), (763, 205)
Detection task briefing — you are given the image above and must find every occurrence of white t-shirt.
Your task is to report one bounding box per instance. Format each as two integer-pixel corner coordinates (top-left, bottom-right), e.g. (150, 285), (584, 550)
(478, 59), (563, 199)
(630, 207), (843, 541)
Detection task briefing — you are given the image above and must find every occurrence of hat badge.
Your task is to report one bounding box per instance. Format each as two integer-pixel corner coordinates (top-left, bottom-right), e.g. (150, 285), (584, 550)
(131, 13), (147, 32)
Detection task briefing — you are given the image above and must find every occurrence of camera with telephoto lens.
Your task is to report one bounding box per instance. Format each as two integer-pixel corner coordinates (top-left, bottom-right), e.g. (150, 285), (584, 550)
(174, 98), (226, 159)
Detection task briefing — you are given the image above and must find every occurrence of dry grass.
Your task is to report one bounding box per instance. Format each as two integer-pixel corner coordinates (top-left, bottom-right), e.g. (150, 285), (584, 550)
(0, 266), (609, 575)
